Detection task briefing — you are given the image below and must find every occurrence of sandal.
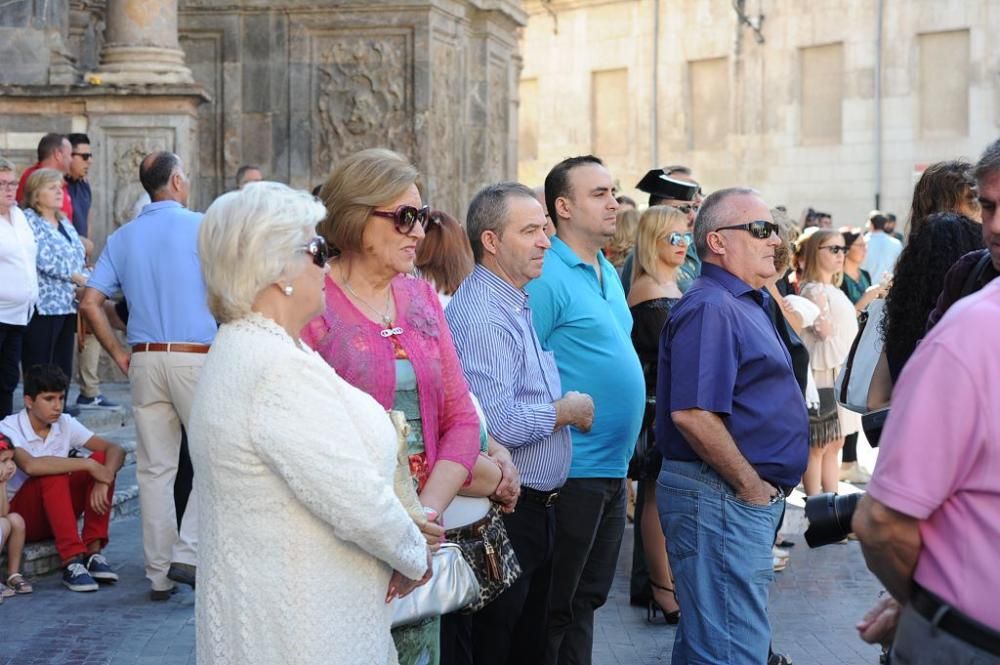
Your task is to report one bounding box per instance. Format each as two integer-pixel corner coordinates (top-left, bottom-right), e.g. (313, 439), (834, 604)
(7, 573), (33, 594)
(0, 584), (12, 598)
(648, 581), (681, 625)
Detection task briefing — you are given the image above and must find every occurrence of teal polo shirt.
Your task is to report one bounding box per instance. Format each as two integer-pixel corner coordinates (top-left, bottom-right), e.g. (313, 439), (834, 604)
(525, 236), (645, 478)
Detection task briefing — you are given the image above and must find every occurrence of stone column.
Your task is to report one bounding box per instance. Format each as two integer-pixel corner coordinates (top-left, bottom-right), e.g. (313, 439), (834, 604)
(96, 0), (192, 84)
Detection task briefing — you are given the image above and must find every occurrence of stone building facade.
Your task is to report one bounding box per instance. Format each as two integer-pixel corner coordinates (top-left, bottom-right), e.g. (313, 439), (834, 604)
(0, 0), (524, 253)
(518, 0), (1000, 230)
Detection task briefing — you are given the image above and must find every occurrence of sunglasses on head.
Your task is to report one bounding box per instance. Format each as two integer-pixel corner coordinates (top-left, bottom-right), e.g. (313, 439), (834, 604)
(371, 204), (431, 235)
(820, 245), (849, 255)
(665, 231), (693, 247)
(300, 236), (330, 267)
(715, 220), (779, 240)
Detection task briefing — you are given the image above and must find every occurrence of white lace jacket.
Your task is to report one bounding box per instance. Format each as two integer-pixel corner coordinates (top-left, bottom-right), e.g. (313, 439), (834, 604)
(189, 314), (427, 665)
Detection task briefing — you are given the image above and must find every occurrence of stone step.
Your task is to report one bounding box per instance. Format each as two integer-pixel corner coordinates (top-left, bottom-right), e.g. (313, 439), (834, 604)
(2, 384), (144, 578)
(2, 478), (140, 578)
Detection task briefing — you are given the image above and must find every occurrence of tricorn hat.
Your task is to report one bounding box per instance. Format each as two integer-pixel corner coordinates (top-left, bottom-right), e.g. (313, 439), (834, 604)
(635, 169), (699, 203)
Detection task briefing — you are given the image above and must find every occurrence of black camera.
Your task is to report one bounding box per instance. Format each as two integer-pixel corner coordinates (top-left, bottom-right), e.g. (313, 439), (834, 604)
(804, 492), (862, 548)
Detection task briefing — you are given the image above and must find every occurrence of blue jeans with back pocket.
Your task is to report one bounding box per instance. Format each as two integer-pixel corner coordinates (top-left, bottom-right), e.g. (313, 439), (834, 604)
(656, 460), (785, 665)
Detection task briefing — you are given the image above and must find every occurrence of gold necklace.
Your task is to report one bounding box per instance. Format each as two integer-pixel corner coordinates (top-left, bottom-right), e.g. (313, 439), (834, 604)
(343, 280), (394, 328)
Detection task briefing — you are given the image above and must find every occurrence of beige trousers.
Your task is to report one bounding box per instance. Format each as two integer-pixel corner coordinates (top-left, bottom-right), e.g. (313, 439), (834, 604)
(128, 349), (205, 591)
(77, 333), (102, 398)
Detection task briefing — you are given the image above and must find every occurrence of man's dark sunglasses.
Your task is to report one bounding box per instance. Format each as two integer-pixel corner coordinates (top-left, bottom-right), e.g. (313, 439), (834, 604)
(371, 204), (432, 235)
(301, 236), (330, 267)
(72, 152), (93, 161)
(715, 220), (779, 240)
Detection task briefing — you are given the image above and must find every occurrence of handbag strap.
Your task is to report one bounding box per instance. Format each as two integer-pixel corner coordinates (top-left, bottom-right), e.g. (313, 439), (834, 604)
(839, 308), (869, 404)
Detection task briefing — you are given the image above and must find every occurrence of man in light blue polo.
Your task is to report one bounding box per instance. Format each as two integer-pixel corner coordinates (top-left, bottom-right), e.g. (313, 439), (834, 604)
(525, 155), (645, 665)
(79, 152), (216, 601)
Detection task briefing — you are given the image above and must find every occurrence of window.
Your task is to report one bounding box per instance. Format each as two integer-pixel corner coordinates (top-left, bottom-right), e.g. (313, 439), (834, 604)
(919, 30), (969, 138)
(800, 43), (844, 145)
(689, 58), (729, 150)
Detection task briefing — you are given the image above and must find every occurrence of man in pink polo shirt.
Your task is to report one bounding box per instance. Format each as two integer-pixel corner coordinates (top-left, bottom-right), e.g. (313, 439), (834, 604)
(853, 277), (1000, 664)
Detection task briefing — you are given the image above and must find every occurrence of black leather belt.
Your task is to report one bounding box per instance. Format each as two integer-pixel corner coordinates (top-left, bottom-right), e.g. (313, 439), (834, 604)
(520, 486), (560, 507)
(911, 585), (1000, 657)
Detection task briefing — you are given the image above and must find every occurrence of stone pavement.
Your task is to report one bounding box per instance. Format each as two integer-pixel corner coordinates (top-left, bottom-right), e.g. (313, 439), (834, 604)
(0, 511), (885, 665)
(1, 382), (884, 664)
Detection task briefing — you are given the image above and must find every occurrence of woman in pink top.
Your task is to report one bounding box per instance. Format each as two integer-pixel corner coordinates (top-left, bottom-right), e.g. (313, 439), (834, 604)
(301, 148), (502, 665)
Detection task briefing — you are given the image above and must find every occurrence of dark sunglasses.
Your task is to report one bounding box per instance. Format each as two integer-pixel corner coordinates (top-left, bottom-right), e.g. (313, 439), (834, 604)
(371, 204), (431, 235)
(72, 152), (93, 161)
(820, 245), (849, 255)
(674, 203), (700, 215)
(715, 220), (779, 240)
(665, 232), (693, 247)
(300, 236), (330, 267)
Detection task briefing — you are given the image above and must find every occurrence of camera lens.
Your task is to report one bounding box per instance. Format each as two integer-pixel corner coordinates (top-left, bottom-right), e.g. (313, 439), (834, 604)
(804, 492), (862, 548)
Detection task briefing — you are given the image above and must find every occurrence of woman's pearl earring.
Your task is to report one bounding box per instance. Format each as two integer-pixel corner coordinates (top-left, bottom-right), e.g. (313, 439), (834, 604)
(282, 284), (294, 296)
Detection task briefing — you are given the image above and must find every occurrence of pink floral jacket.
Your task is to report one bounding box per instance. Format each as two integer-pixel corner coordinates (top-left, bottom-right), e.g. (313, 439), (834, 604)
(301, 273), (480, 477)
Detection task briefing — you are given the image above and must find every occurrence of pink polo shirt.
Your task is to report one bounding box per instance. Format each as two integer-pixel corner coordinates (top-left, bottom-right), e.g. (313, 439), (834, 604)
(868, 279), (1000, 630)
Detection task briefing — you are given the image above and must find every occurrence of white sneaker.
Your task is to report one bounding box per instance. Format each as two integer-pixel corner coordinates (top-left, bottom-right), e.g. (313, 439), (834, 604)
(839, 464), (872, 484)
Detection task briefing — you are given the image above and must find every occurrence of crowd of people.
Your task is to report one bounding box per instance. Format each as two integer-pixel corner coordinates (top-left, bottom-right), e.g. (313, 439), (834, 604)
(0, 129), (998, 665)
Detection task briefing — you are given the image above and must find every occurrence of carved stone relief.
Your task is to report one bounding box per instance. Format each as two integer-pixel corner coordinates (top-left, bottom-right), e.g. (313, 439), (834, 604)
(312, 32), (415, 176)
(111, 141), (153, 229)
(428, 39), (461, 215)
(487, 59), (509, 182)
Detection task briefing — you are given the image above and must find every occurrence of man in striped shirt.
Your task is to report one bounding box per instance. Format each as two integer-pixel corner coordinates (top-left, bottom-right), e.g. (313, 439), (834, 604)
(446, 182), (594, 665)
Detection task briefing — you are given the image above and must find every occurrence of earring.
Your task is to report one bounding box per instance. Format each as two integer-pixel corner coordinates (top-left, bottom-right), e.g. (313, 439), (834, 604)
(282, 284), (294, 296)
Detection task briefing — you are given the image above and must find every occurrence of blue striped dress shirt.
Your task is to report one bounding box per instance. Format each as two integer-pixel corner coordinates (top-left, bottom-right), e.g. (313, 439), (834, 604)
(445, 265), (571, 491)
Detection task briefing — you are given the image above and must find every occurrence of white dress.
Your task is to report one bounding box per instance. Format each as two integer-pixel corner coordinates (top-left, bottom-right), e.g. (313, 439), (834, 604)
(799, 282), (862, 436)
(189, 314), (427, 665)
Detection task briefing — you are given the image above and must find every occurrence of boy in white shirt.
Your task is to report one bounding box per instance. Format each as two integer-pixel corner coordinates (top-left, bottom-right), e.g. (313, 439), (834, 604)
(0, 364), (125, 592)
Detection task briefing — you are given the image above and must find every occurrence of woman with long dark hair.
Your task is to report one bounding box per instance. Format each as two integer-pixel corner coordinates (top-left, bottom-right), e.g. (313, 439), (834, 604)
(880, 212), (984, 384)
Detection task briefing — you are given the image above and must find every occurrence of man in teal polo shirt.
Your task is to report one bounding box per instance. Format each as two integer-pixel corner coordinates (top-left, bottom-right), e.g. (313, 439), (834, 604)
(526, 155), (645, 665)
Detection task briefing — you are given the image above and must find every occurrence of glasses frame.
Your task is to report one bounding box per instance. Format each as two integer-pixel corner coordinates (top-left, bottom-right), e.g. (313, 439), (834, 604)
(714, 220), (780, 240)
(665, 231), (693, 247)
(370, 204), (431, 235)
(300, 236), (330, 267)
(819, 245), (849, 255)
(71, 152), (93, 161)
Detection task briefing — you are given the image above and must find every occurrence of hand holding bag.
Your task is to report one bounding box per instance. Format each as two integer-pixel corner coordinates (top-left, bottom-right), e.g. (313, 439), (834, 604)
(390, 543), (480, 628)
(387, 411), (481, 626)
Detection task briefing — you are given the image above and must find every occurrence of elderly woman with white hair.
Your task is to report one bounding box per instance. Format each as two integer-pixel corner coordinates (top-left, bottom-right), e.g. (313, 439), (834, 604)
(188, 182), (431, 665)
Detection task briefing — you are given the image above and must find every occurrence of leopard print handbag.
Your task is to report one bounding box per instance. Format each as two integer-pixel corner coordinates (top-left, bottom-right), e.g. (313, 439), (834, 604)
(446, 502), (521, 613)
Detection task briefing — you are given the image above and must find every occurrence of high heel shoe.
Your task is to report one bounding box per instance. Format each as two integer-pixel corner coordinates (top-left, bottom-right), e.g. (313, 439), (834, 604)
(647, 582), (680, 625)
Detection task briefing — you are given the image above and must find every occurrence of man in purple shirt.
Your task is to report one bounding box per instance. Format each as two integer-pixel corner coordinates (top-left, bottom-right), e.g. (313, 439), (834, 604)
(656, 187), (809, 664)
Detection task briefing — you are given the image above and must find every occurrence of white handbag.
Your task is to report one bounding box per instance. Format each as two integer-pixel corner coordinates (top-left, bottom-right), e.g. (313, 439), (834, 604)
(835, 299), (886, 414)
(389, 542), (481, 628)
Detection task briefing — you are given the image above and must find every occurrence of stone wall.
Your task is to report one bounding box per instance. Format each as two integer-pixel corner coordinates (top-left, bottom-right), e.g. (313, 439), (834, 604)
(0, 0), (525, 255)
(518, 0), (1000, 231)
(176, 0), (524, 224)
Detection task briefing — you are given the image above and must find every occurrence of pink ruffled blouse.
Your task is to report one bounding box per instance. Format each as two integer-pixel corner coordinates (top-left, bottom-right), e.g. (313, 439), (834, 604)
(301, 273), (480, 477)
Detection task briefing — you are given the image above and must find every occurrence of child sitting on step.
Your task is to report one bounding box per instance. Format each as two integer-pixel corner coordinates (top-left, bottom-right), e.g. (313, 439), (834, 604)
(0, 364), (125, 593)
(0, 433), (28, 602)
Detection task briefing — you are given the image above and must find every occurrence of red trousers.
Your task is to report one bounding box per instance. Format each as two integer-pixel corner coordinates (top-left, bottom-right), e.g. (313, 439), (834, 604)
(9, 451), (114, 564)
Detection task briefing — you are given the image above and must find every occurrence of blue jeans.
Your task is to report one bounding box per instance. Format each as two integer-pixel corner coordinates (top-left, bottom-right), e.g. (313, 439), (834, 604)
(656, 460), (784, 665)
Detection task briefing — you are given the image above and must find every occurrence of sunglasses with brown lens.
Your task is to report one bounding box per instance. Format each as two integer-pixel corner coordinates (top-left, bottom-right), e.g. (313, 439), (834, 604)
(371, 205), (432, 235)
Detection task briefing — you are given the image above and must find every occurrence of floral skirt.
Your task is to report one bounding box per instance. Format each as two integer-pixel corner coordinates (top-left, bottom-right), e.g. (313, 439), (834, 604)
(392, 617), (440, 665)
